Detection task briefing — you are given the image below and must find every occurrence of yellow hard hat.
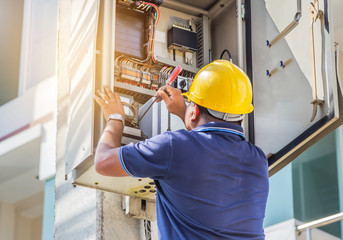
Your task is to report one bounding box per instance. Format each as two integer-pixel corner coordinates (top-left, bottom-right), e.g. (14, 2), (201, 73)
(182, 60), (254, 114)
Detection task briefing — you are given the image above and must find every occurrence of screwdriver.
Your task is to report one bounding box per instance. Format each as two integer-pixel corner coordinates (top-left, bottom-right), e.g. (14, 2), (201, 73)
(137, 66), (183, 124)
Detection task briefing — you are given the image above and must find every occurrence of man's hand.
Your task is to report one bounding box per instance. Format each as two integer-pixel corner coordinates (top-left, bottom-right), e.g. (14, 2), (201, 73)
(93, 86), (125, 121)
(155, 86), (187, 122)
(93, 86), (128, 177)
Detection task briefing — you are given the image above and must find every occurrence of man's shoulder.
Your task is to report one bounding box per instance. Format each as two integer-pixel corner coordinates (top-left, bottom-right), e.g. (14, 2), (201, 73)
(247, 141), (267, 159)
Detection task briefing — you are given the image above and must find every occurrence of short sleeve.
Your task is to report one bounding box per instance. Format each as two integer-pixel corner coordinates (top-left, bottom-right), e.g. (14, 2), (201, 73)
(119, 132), (172, 180)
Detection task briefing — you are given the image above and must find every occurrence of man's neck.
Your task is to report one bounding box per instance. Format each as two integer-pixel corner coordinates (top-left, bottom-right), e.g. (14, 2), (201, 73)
(194, 119), (241, 129)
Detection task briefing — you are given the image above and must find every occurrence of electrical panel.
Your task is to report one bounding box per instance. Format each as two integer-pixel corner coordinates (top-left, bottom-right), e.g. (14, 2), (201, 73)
(113, 0), (199, 140)
(64, 0), (343, 202)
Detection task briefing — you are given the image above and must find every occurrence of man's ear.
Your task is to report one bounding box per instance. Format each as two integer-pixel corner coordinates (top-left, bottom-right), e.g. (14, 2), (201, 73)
(190, 104), (200, 121)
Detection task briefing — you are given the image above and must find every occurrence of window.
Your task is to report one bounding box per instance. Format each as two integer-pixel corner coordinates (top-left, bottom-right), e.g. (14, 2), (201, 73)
(293, 132), (341, 237)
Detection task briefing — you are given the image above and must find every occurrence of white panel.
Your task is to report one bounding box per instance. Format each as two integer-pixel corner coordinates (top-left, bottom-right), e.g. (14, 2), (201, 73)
(251, 0), (341, 175)
(73, 160), (157, 201)
(65, 0), (99, 174)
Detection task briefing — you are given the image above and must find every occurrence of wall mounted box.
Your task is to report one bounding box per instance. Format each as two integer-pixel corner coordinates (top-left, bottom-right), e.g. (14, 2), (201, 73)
(167, 26), (197, 52)
(63, 0), (343, 201)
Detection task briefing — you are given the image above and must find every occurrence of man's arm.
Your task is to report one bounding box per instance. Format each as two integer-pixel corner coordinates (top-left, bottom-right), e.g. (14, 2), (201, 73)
(94, 120), (129, 176)
(93, 85), (187, 177)
(93, 86), (128, 176)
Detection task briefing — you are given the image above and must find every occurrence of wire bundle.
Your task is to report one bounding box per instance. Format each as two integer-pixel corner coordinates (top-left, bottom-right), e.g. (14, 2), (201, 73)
(122, 102), (136, 116)
(139, 1), (160, 63)
(114, 1), (160, 71)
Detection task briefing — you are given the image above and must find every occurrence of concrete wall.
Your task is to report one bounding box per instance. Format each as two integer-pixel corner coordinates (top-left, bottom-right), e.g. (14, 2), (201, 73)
(102, 192), (143, 240)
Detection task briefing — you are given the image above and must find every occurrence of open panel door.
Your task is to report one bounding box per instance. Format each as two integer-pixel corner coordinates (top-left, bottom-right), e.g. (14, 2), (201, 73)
(65, 0), (99, 174)
(65, 0), (158, 201)
(249, 0), (343, 176)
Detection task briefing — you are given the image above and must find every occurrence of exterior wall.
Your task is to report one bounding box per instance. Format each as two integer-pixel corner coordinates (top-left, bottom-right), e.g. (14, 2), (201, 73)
(0, 0), (23, 106)
(102, 192), (143, 239)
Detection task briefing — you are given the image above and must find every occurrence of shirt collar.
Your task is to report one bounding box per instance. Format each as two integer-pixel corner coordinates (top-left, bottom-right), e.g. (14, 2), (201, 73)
(193, 121), (245, 140)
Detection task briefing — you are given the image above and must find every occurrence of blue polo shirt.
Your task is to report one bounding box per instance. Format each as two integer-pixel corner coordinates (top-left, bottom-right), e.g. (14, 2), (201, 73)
(119, 122), (269, 240)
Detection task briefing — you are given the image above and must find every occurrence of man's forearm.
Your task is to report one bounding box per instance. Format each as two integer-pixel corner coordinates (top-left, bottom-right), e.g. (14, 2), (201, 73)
(94, 120), (126, 176)
(98, 120), (124, 148)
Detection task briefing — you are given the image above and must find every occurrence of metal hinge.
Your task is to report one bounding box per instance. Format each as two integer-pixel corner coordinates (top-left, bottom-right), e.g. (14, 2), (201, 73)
(241, 3), (245, 20)
(237, 3), (246, 20)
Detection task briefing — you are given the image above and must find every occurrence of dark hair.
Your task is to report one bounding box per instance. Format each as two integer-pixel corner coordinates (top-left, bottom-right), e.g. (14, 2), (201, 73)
(191, 102), (214, 120)
(197, 104), (210, 116)
(193, 102), (242, 125)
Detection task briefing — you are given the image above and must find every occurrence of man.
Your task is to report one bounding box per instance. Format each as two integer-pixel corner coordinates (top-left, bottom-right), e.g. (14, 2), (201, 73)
(93, 60), (269, 239)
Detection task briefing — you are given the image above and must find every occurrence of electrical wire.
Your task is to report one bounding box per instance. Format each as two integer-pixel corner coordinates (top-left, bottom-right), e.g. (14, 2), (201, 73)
(122, 102), (136, 116)
(220, 49), (233, 62)
(140, 2), (160, 63)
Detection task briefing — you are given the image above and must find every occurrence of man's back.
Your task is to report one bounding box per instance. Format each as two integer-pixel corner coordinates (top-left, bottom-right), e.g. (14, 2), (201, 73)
(120, 121), (269, 239)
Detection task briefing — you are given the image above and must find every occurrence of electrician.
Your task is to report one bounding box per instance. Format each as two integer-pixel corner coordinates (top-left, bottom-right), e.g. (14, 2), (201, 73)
(93, 60), (269, 240)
